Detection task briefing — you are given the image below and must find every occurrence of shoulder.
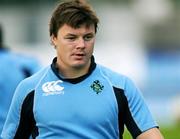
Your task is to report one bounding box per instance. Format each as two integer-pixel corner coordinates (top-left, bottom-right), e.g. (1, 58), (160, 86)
(15, 66), (50, 96)
(1, 51), (42, 72)
(14, 53), (42, 69)
(12, 53), (43, 76)
(96, 64), (134, 90)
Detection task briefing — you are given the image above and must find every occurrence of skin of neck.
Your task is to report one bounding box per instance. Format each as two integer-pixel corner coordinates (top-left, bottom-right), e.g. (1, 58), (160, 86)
(56, 58), (91, 79)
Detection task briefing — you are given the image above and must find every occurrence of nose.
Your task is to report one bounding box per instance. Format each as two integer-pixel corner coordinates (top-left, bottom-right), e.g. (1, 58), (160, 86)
(76, 37), (85, 49)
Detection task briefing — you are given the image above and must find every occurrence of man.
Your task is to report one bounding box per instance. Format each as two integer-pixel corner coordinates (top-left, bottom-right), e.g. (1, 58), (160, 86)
(1, 0), (164, 138)
(0, 24), (41, 136)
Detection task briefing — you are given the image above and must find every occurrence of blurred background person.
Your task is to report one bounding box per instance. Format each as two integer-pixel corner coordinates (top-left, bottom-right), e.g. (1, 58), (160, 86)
(0, 24), (42, 135)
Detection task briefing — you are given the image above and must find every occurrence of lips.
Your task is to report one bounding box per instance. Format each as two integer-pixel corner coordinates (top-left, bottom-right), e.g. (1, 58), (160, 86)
(76, 53), (84, 56)
(72, 52), (85, 56)
(72, 53), (85, 59)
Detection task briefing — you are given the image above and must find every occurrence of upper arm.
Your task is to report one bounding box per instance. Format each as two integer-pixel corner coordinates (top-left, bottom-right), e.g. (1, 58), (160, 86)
(1, 82), (36, 139)
(137, 127), (164, 139)
(13, 91), (37, 139)
(123, 77), (159, 138)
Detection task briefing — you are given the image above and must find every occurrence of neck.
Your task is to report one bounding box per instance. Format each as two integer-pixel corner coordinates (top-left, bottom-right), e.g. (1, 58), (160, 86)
(56, 61), (91, 79)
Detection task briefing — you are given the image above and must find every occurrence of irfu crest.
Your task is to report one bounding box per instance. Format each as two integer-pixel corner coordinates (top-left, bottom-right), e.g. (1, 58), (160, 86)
(90, 80), (104, 94)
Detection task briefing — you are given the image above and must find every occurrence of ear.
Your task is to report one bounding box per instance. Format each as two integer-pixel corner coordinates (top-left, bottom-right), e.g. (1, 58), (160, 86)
(50, 34), (57, 47)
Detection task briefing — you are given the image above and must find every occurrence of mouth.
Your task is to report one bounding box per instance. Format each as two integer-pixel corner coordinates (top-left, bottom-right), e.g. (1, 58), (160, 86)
(72, 53), (85, 59)
(76, 53), (85, 56)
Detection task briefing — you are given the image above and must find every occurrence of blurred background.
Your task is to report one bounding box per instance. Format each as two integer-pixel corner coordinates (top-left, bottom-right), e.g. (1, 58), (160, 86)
(0, 0), (180, 138)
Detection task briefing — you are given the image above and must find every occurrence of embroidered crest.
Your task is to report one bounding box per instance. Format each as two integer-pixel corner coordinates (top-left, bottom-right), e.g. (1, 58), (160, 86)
(90, 80), (104, 94)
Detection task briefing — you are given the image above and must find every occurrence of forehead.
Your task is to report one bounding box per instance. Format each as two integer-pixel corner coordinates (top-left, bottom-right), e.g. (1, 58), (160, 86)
(58, 24), (95, 35)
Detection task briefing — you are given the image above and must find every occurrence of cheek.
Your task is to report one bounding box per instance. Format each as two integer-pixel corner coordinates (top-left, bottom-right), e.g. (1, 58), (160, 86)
(87, 42), (94, 51)
(57, 43), (73, 57)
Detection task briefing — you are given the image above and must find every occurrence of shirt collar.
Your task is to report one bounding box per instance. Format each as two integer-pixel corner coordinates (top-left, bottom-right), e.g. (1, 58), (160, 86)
(51, 56), (96, 84)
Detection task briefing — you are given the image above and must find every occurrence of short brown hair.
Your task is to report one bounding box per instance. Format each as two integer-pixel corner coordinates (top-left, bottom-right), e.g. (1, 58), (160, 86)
(49, 0), (99, 37)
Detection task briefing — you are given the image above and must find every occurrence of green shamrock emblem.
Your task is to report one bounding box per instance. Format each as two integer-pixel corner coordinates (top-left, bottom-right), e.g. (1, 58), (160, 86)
(90, 80), (104, 94)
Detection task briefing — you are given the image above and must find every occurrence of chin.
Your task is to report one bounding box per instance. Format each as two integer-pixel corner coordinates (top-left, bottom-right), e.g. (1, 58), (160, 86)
(73, 63), (85, 69)
(71, 57), (90, 69)
(72, 61), (87, 69)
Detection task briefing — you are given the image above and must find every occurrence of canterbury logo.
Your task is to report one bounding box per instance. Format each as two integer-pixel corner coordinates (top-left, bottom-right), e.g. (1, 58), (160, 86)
(42, 80), (64, 96)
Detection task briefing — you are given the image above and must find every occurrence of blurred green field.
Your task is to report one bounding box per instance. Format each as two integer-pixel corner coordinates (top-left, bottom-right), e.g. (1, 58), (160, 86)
(123, 124), (180, 139)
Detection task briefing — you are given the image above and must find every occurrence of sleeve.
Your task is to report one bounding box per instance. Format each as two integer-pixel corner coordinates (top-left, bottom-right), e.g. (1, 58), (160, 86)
(123, 77), (158, 138)
(1, 81), (36, 139)
(14, 54), (42, 78)
(20, 57), (42, 78)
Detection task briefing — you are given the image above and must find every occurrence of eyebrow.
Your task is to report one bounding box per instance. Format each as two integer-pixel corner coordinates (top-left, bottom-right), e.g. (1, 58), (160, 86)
(65, 33), (76, 36)
(65, 32), (94, 37)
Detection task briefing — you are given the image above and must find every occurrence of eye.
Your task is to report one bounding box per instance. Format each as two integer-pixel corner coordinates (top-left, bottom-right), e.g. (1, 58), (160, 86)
(84, 34), (94, 41)
(66, 36), (76, 41)
(64, 35), (77, 41)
